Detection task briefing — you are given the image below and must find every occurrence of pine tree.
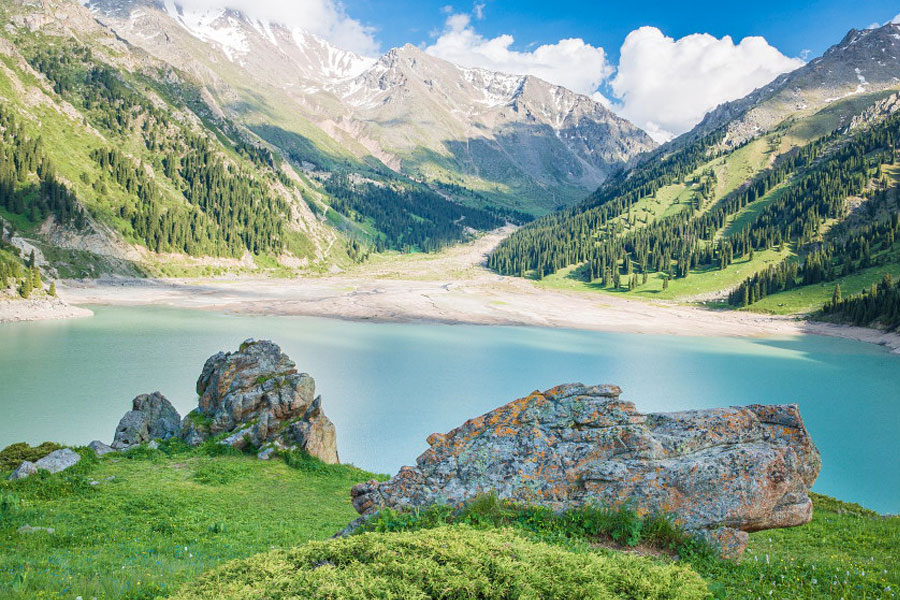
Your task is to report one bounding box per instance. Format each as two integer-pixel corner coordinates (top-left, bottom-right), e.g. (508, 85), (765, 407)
(49, 280), (57, 297)
(19, 275), (32, 299)
(833, 283), (842, 304)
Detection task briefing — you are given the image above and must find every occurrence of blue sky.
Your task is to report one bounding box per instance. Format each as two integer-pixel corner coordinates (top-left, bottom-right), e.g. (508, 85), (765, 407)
(344, 0), (900, 61)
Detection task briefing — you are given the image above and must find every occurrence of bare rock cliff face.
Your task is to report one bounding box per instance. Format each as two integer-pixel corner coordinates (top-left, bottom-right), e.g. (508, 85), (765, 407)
(350, 383), (820, 558)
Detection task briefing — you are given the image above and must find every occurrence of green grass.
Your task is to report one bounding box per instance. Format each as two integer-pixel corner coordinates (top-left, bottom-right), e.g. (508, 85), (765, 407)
(335, 493), (900, 600)
(168, 525), (710, 600)
(2, 444), (897, 600)
(536, 247), (791, 302)
(0, 444), (374, 599)
(747, 262), (900, 315)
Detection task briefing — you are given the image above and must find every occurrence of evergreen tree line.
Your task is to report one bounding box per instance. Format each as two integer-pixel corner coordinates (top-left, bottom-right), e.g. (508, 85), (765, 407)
(486, 129), (740, 277)
(726, 113), (900, 307)
(0, 104), (85, 226)
(324, 175), (505, 252)
(27, 41), (291, 258)
(820, 274), (900, 330)
(727, 205), (900, 307)
(490, 106), (900, 296)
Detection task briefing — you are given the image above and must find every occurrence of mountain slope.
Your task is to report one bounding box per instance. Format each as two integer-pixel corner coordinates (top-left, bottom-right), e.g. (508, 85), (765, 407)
(685, 23), (900, 150)
(1, 0), (535, 288)
(0, 0), (350, 281)
(488, 23), (900, 331)
(85, 0), (656, 213)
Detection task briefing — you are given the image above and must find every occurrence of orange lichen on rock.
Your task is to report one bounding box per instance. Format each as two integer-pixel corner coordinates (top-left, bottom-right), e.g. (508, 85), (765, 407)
(349, 384), (820, 558)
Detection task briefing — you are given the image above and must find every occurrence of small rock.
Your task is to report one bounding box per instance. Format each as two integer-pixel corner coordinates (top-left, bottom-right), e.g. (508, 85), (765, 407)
(147, 440), (160, 450)
(34, 448), (81, 474)
(17, 524), (54, 535)
(112, 392), (181, 449)
(88, 440), (115, 456)
(8, 460), (37, 481)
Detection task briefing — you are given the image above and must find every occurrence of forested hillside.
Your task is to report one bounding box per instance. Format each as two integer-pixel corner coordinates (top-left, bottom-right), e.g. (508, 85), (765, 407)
(0, 0), (514, 289)
(488, 24), (900, 333)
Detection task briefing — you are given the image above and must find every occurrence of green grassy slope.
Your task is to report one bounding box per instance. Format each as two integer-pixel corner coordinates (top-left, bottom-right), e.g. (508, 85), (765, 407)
(0, 444), (373, 599)
(2, 442), (897, 600)
(489, 89), (900, 327)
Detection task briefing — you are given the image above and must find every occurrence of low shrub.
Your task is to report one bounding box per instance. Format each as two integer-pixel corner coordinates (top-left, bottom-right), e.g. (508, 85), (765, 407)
(360, 492), (715, 559)
(0, 441), (64, 470)
(168, 526), (710, 600)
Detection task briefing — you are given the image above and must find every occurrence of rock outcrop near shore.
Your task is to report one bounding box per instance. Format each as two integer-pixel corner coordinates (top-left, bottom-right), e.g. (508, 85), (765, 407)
(350, 383), (820, 558)
(105, 340), (339, 463)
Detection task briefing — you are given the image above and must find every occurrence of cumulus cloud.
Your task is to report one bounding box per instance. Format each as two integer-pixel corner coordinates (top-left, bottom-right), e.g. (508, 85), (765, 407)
(425, 11), (613, 97)
(422, 11), (801, 143)
(169, 0), (379, 55)
(609, 27), (804, 141)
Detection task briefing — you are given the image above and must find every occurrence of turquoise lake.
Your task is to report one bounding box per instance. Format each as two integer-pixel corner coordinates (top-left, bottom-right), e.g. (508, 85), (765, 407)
(0, 305), (897, 514)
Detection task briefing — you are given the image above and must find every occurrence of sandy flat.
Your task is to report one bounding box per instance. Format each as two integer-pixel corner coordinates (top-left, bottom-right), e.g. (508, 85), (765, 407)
(58, 228), (900, 353)
(0, 297), (93, 323)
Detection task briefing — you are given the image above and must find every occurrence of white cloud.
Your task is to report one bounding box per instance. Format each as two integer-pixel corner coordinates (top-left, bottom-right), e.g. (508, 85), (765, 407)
(425, 12), (613, 97)
(423, 12), (801, 143)
(893, 13), (900, 24)
(171, 0), (379, 55)
(609, 27), (804, 141)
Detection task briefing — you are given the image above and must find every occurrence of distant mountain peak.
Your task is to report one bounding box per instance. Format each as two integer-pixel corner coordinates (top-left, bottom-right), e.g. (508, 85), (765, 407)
(84, 0), (656, 209)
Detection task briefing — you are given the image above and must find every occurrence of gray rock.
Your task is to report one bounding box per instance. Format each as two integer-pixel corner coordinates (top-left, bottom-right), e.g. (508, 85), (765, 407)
(8, 460), (36, 481)
(349, 384), (821, 559)
(9, 448), (83, 481)
(180, 340), (339, 464)
(147, 440), (159, 450)
(34, 448), (81, 474)
(112, 392), (181, 449)
(88, 440), (115, 456)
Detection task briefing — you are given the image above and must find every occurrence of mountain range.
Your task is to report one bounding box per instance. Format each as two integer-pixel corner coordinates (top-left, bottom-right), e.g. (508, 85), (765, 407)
(490, 21), (900, 329)
(87, 0), (655, 212)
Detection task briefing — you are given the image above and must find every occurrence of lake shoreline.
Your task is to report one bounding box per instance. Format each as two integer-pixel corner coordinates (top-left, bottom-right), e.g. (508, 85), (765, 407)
(57, 276), (900, 354)
(0, 296), (93, 323)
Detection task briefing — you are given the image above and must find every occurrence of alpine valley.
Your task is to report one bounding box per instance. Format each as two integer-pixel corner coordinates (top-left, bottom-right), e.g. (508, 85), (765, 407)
(1, 3), (900, 599)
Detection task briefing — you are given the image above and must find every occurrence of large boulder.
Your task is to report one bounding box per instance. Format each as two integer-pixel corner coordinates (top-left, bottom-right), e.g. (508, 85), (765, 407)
(112, 392), (181, 449)
(180, 339), (339, 464)
(349, 383), (820, 558)
(7, 448), (82, 481)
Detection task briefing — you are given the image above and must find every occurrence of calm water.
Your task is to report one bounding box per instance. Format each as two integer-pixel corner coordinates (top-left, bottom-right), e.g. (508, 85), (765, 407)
(0, 305), (897, 513)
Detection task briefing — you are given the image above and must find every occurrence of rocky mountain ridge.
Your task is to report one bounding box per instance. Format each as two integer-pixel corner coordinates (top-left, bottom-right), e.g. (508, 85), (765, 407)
(680, 22), (900, 150)
(84, 0), (656, 211)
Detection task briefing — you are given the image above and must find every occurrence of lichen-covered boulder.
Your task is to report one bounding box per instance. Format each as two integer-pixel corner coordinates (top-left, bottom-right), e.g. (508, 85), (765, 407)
(349, 383), (820, 558)
(112, 392), (181, 449)
(180, 339), (339, 464)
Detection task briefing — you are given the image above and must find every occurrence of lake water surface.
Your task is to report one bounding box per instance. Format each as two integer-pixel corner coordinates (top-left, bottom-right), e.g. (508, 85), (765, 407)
(1, 305), (897, 513)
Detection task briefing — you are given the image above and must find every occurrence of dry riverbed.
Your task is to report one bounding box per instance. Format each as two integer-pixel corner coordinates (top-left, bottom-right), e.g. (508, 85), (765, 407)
(55, 228), (900, 353)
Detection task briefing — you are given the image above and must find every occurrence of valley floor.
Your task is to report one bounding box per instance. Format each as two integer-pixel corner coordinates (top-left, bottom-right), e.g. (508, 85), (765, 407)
(58, 227), (900, 353)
